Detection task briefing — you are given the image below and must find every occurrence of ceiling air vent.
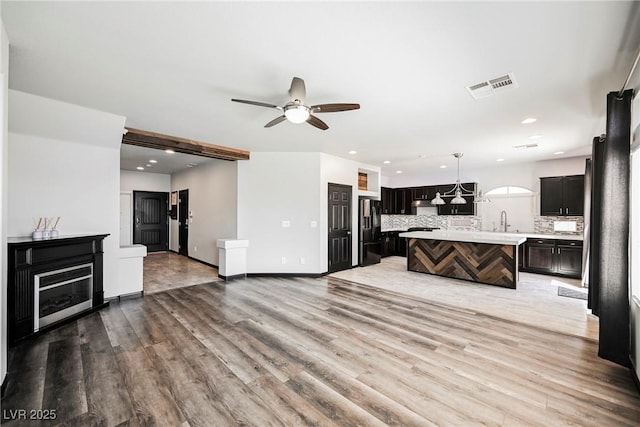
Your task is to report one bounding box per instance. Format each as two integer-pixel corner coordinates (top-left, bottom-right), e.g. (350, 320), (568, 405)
(466, 73), (518, 99)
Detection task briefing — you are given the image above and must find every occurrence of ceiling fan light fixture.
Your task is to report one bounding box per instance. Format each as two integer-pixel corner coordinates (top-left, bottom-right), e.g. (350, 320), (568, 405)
(284, 104), (310, 123)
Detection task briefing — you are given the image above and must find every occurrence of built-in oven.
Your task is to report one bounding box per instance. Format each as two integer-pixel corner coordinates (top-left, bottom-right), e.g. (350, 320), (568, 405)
(34, 263), (93, 331)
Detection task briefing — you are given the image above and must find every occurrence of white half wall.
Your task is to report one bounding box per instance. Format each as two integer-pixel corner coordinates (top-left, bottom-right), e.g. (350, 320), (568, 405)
(8, 90), (125, 298)
(171, 159), (238, 266)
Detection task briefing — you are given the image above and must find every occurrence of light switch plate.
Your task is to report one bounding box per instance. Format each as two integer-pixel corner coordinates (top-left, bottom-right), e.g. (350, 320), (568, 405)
(310, 220), (317, 228)
(282, 220), (290, 228)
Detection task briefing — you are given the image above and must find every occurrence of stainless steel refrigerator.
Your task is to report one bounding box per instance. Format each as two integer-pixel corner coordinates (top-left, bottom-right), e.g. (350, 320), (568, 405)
(358, 198), (382, 266)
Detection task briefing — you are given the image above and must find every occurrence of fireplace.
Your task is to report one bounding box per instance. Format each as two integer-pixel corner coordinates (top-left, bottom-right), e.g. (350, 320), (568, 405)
(8, 234), (109, 344)
(35, 263), (93, 330)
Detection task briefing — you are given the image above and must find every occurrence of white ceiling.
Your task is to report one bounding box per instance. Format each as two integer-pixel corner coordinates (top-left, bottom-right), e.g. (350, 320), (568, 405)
(120, 144), (216, 175)
(3, 1), (640, 179)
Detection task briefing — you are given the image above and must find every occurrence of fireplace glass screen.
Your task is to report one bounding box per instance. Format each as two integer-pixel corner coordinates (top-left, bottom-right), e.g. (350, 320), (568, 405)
(35, 264), (93, 330)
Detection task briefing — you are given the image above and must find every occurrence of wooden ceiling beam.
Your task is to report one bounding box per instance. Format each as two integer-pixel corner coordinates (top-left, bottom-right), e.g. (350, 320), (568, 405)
(122, 127), (250, 161)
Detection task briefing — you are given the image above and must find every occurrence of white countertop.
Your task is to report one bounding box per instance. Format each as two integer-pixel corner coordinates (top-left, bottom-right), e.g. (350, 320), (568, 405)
(388, 229), (583, 242)
(400, 230), (526, 245)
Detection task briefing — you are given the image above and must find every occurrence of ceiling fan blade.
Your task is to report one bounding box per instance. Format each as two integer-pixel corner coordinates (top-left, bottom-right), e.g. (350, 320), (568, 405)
(264, 115), (287, 128)
(232, 99), (281, 109)
(288, 77), (306, 103)
(310, 103), (360, 113)
(306, 115), (329, 130)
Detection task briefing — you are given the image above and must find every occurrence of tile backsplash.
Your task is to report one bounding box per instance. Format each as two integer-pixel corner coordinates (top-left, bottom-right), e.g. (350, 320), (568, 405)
(383, 213), (584, 235)
(533, 215), (584, 235)
(382, 214), (481, 231)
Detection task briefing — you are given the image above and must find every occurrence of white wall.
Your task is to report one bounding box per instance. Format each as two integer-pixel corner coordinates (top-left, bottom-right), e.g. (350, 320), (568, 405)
(236, 152), (381, 274)
(384, 156), (588, 231)
(386, 156), (588, 193)
(8, 90), (125, 298)
(0, 14), (9, 387)
(120, 170), (171, 246)
(320, 153), (382, 271)
(171, 159), (238, 266)
(238, 152), (321, 273)
(120, 170), (170, 193)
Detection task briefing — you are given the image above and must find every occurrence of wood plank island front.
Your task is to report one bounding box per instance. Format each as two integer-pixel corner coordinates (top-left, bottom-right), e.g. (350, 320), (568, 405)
(399, 231), (527, 288)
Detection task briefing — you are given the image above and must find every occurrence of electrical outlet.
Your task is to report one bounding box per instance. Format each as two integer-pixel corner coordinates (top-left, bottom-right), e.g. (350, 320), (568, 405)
(300, 257), (305, 264)
(282, 220), (290, 228)
(281, 257), (287, 264)
(310, 220), (317, 228)
(194, 246), (198, 252)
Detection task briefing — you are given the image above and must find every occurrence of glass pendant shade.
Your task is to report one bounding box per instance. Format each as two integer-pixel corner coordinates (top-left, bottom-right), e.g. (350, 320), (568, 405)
(284, 105), (310, 123)
(474, 189), (491, 203)
(431, 192), (446, 205)
(450, 189), (467, 204)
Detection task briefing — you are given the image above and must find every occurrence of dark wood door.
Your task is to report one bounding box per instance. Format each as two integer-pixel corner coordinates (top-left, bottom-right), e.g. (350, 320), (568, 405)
(563, 175), (585, 216)
(178, 189), (189, 256)
(328, 183), (352, 273)
(133, 191), (169, 252)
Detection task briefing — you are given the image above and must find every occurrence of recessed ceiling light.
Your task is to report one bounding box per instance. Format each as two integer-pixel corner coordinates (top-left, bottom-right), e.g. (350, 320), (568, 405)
(439, 165), (447, 169)
(521, 118), (537, 124)
(348, 150), (357, 155)
(136, 166), (144, 170)
(395, 170), (403, 174)
(149, 159), (157, 163)
(496, 158), (505, 162)
(383, 160), (391, 164)
(165, 149), (175, 154)
(554, 151), (564, 155)
(529, 135), (543, 140)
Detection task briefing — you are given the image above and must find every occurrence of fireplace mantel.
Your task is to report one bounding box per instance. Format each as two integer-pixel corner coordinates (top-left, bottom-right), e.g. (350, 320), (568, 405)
(7, 234), (109, 345)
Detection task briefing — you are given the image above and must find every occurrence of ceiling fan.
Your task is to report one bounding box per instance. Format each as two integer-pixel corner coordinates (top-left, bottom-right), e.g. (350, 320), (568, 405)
(231, 77), (360, 130)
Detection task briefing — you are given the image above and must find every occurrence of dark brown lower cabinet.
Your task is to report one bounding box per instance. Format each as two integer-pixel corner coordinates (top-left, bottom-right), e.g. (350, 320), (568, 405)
(556, 242), (583, 277)
(526, 239), (555, 272)
(381, 232), (396, 257)
(521, 238), (582, 279)
(381, 232), (407, 257)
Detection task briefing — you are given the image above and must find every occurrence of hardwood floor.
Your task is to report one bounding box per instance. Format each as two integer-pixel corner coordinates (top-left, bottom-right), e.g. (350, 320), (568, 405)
(333, 256), (599, 340)
(143, 252), (221, 294)
(3, 270), (639, 426)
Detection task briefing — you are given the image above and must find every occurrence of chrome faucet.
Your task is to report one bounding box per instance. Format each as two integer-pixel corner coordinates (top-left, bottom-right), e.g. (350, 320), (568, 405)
(500, 210), (508, 232)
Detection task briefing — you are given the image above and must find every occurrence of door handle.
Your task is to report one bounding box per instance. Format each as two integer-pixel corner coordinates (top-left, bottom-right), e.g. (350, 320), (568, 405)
(559, 207), (562, 214)
(565, 207), (569, 215)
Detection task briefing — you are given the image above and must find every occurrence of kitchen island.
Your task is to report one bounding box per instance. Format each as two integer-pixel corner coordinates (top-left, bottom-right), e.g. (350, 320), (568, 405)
(399, 230), (527, 288)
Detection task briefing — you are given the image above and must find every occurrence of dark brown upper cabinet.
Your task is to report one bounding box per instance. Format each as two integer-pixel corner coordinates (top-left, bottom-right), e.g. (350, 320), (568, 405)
(540, 175), (584, 216)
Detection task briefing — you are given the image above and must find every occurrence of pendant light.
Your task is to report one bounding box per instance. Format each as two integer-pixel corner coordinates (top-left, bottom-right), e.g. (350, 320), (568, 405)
(474, 189), (491, 203)
(431, 153), (476, 205)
